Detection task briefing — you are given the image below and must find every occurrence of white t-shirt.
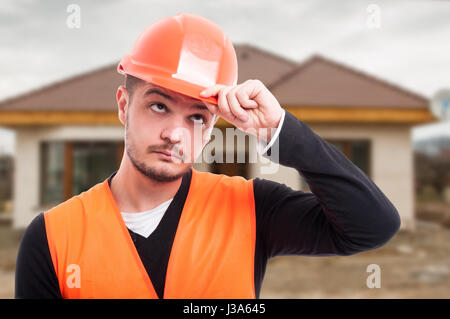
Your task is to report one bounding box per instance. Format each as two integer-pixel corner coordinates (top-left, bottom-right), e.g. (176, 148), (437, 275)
(121, 198), (173, 238)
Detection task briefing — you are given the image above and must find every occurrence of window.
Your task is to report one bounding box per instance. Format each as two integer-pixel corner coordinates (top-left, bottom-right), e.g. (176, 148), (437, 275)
(40, 141), (123, 207)
(208, 128), (251, 179)
(71, 142), (122, 196)
(210, 151), (250, 179)
(326, 139), (371, 177)
(40, 142), (65, 206)
(300, 139), (371, 191)
(0, 154), (14, 214)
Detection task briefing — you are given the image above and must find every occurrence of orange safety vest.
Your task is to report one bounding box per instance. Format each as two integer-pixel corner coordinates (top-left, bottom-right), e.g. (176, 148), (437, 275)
(44, 169), (256, 299)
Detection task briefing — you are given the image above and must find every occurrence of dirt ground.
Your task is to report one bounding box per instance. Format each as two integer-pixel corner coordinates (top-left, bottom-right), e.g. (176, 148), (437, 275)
(261, 219), (450, 298)
(0, 223), (22, 299)
(1, 214), (450, 299)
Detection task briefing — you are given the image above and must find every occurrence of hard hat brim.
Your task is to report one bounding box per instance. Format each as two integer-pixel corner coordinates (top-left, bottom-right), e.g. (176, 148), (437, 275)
(118, 57), (219, 105)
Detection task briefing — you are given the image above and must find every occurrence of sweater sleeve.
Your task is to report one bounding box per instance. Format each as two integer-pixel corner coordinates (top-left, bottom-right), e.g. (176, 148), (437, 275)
(15, 213), (62, 299)
(253, 109), (401, 258)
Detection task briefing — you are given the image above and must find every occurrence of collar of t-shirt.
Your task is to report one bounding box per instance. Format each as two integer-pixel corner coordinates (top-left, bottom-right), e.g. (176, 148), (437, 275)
(121, 198), (173, 238)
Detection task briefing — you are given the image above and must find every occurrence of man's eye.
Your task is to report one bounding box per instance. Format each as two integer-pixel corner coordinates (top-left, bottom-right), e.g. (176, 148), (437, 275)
(191, 114), (205, 125)
(149, 103), (166, 113)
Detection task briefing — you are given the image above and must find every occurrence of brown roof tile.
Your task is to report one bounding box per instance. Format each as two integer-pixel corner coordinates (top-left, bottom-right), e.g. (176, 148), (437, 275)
(0, 48), (428, 112)
(269, 54), (429, 108)
(234, 43), (297, 85)
(0, 63), (123, 112)
(0, 44), (297, 112)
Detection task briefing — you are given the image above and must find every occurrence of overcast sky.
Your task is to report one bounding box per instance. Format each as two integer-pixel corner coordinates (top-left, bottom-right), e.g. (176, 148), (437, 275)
(1, 0), (449, 154)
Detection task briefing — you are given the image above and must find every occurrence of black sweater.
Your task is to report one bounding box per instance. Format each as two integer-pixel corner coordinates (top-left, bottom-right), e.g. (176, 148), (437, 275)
(15, 110), (401, 299)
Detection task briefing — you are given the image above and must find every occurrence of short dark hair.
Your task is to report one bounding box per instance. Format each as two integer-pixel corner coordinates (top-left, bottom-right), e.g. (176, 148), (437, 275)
(125, 74), (145, 103)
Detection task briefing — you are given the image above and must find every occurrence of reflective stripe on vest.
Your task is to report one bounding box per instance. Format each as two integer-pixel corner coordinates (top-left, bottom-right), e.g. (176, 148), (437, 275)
(44, 169), (256, 299)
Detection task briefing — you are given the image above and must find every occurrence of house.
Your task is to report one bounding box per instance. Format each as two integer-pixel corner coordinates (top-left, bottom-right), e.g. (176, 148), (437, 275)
(0, 44), (435, 230)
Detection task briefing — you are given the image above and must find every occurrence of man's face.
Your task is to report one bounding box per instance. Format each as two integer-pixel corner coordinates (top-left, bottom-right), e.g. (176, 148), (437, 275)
(117, 80), (217, 183)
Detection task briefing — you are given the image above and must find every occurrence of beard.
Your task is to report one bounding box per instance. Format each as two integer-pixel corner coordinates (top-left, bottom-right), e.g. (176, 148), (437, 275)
(126, 144), (191, 183)
(125, 116), (192, 183)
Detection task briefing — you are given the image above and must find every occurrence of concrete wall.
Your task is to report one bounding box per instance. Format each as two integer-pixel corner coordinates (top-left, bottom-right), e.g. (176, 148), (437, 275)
(13, 125), (124, 228)
(311, 123), (415, 231)
(248, 122), (414, 231)
(14, 122), (415, 231)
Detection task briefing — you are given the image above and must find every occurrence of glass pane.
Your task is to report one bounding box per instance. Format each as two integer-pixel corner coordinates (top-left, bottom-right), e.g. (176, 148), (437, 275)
(72, 142), (119, 196)
(208, 127), (250, 178)
(41, 142), (65, 206)
(351, 140), (370, 176)
(322, 139), (371, 178)
(210, 151), (250, 178)
(0, 154), (14, 214)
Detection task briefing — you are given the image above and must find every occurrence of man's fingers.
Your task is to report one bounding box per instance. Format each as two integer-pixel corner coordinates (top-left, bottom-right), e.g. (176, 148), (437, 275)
(226, 87), (249, 122)
(200, 85), (225, 99)
(202, 81), (260, 110)
(201, 83), (259, 125)
(203, 87), (234, 121)
(236, 84), (259, 109)
(217, 86), (236, 120)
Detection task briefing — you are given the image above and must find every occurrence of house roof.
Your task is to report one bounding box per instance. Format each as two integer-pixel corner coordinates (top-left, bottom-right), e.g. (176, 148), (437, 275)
(0, 46), (429, 112)
(234, 43), (297, 86)
(269, 54), (429, 109)
(0, 63), (123, 112)
(0, 44), (297, 112)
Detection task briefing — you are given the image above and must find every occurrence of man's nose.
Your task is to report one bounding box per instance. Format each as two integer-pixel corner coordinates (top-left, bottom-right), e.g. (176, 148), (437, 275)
(160, 118), (189, 145)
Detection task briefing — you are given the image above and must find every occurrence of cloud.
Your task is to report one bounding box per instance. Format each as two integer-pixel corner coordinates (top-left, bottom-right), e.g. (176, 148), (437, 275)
(1, 0), (450, 146)
(0, 0), (449, 100)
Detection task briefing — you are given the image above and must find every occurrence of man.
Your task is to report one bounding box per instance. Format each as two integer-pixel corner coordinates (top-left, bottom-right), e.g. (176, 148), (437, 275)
(15, 13), (400, 299)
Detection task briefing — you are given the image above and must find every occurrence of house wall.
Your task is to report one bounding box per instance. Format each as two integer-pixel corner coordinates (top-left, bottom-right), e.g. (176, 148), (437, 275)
(13, 125), (124, 228)
(14, 121), (415, 231)
(248, 122), (415, 231)
(313, 122), (414, 231)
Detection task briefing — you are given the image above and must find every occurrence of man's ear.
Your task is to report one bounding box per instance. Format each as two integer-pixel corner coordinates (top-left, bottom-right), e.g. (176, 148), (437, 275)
(116, 85), (129, 126)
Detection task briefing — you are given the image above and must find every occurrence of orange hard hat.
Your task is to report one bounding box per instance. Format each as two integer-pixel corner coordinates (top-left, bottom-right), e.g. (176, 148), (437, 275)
(118, 13), (238, 105)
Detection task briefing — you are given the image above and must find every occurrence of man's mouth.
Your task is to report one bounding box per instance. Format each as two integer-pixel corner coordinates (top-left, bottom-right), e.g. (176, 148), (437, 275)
(154, 150), (183, 161)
